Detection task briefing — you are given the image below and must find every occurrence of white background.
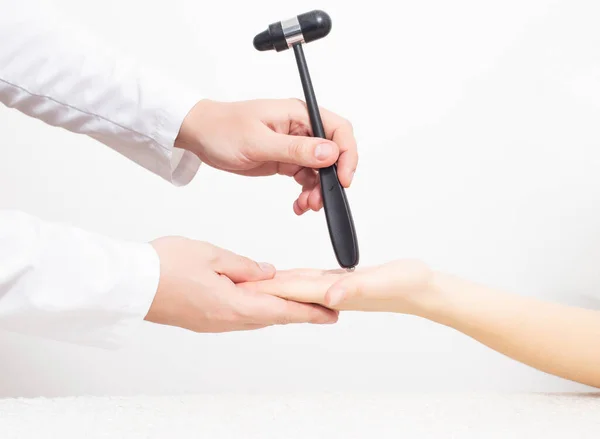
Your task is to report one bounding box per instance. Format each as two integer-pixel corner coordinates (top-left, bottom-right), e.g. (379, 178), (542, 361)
(1, 0), (600, 397)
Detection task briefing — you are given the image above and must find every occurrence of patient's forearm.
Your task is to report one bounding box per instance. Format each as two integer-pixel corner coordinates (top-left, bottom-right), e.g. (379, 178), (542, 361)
(420, 274), (600, 388)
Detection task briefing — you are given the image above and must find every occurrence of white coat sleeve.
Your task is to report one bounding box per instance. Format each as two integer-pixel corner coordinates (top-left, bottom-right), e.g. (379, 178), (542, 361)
(0, 0), (203, 186)
(0, 0), (202, 347)
(0, 210), (159, 348)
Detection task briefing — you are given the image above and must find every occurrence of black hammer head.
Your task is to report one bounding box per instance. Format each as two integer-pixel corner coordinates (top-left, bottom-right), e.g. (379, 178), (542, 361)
(253, 10), (332, 52)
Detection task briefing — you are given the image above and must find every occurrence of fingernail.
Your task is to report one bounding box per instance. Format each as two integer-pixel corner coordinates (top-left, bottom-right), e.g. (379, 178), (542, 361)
(259, 262), (275, 273)
(327, 288), (346, 307)
(314, 143), (333, 160)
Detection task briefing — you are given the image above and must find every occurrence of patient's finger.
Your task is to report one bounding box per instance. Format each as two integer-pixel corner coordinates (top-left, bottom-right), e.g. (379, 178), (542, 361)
(239, 269), (344, 305)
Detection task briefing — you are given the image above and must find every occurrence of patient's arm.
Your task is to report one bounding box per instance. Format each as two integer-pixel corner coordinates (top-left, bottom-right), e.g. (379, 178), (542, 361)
(241, 260), (600, 388)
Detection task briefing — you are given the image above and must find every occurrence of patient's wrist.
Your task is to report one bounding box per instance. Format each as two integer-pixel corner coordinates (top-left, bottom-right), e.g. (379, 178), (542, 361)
(412, 271), (464, 323)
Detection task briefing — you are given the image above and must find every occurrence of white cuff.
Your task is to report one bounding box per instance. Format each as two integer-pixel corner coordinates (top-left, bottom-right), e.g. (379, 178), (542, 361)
(82, 241), (160, 349)
(140, 67), (204, 186)
(0, 211), (161, 349)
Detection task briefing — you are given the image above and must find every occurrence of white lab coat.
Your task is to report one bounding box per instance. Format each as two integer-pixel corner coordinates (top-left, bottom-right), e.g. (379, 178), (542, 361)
(0, 1), (202, 347)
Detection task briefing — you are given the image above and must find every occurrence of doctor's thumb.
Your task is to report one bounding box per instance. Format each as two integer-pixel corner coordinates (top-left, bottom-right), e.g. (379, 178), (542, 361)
(259, 132), (340, 168)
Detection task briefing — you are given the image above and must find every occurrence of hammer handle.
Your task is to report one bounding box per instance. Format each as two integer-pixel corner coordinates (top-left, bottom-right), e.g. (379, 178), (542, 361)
(292, 43), (359, 269)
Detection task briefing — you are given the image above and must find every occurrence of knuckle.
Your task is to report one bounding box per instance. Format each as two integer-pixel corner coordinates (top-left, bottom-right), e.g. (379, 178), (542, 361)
(204, 245), (222, 265)
(287, 141), (305, 160)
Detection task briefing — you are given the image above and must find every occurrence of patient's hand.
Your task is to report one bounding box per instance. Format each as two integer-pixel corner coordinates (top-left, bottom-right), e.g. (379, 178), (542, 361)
(240, 260), (437, 314)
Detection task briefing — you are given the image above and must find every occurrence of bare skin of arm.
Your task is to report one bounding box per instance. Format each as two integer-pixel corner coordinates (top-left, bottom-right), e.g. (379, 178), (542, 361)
(240, 260), (600, 388)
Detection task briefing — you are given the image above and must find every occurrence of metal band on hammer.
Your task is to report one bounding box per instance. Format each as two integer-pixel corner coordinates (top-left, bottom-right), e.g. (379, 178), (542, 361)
(282, 17), (304, 47)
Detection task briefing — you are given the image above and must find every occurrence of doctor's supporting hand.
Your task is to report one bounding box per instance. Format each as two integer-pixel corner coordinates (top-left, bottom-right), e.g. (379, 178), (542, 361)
(175, 98), (358, 215)
(241, 261), (600, 388)
(144, 236), (338, 333)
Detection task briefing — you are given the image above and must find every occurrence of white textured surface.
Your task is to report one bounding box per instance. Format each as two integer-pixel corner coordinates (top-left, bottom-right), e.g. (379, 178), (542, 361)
(1, 393), (599, 438)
